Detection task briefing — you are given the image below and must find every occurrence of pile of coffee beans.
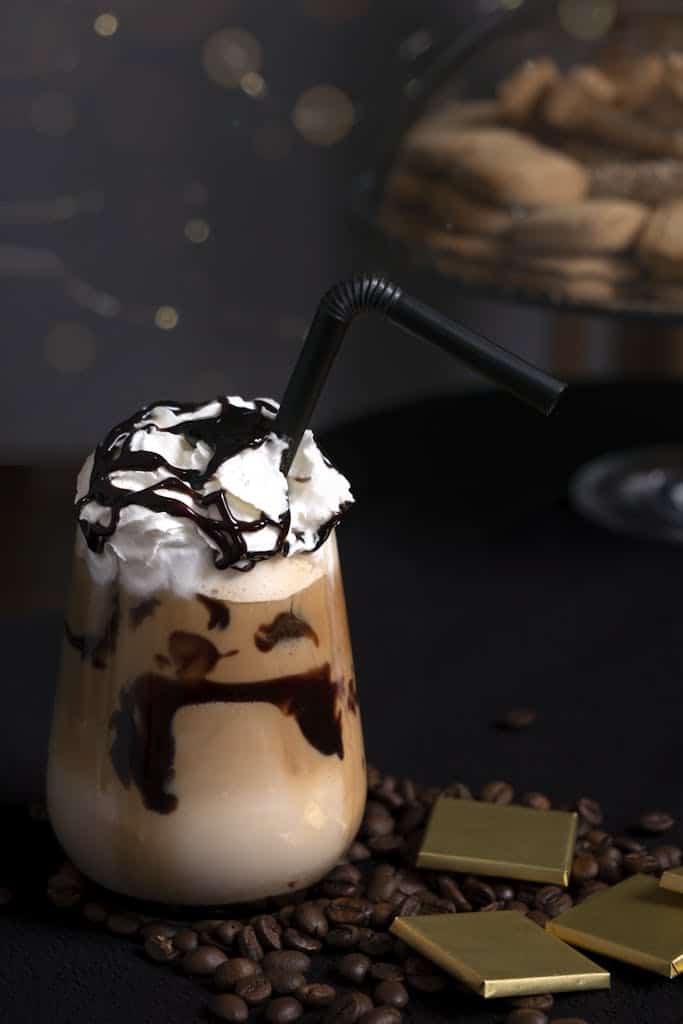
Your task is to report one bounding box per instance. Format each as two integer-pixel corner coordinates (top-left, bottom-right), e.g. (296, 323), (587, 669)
(37, 769), (680, 1024)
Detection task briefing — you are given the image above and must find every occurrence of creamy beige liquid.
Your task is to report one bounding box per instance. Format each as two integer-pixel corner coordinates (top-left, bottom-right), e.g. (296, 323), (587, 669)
(47, 535), (366, 905)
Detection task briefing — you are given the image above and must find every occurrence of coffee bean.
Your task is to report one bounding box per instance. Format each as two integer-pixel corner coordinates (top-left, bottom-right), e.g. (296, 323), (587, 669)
(413, 893), (456, 915)
(624, 852), (660, 874)
(367, 865), (397, 902)
(282, 927), (322, 953)
(237, 924), (264, 961)
(145, 935), (178, 963)
(278, 906), (295, 927)
(358, 930), (395, 958)
(268, 968), (306, 996)
(543, 892), (573, 918)
(514, 884), (538, 906)
(585, 829), (611, 850)
(498, 708), (537, 730)
(371, 902), (396, 930)
(338, 952), (371, 984)
(613, 835), (645, 854)
(480, 780), (514, 804)
(294, 901), (328, 938)
(506, 901), (529, 914)
(327, 897), (373, 926)
(234, 974), (272, 1005)
(325, 991), (373, 1024)
(398, 894), (424, 917)
(368, 836), (404, 856)
(106, 913), (140, 936)
(494, 883), (516, 902)
(571, 853), (599, 882)
(181, 946), (228, 975)
(299, 983), (337, 1008)
(262, 950), (311, 975)
(576, 880), (608, 901)
(436, 875), (472, 911)
(404, 968), (447, 993)
(504, 1010), (548, 1024)
(82, 902), (108, 925)
(391, 938), (411, 961)
(521, 792), (551, 811)
(394, 869), (426, 896)
(442, 781), (472, 799)
(348, 842), (371, 862)
(396, 803), (426, 836)
(462, 876), (496, 907)
(508, 994), (554, 1010)
(326, 924), (360, 948)
(534, 885), (562, 911)
(363, 802), (395, 839)
(639, 811), (675, 834)
(400, 779), (417, 801)
(370, 963), (404, 982)
(597, 848), (623, 884)
(214, 958), (262, 991)
(209, 993), (249, 1023)
(173, 928), (199, 953)
(652, 844), (683, 870)
(266, 997), (303, 1024)
(576, 797), (603, 826)
(324, 879), (361, 898)
(374, 980), (409, 1009)
(527, 910), (548, 927)
(358, 1010), (402, 1024)
(478, 900), (504, 912)
(214, 921), (243, 949)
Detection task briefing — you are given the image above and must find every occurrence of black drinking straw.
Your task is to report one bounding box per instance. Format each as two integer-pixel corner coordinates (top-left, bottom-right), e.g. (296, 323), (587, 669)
(275, 273), (566, 473)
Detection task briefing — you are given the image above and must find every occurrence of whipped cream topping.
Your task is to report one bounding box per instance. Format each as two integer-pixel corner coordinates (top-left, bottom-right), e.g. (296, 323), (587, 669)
(75, 396), (353, 595)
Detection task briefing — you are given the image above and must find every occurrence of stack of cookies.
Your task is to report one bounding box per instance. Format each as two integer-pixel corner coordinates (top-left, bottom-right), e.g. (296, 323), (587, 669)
(379, 50), (683, 310)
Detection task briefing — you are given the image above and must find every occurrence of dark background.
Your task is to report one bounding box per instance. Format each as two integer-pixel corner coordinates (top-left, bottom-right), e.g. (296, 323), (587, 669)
(2, 0), (512, 462)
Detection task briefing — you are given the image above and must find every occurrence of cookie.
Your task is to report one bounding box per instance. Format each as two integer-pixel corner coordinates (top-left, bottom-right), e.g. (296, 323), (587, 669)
(401, 127), (588, 207)
(429, 183), (512, 235)
(638, 199), (683, 281)
(505, 199), (648, 253)
(590, 161), (683, 204)
(498, 58), (559, 122)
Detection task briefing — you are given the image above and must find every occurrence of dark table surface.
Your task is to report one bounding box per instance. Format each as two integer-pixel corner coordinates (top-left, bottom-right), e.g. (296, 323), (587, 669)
(1, 381), (682, 1023)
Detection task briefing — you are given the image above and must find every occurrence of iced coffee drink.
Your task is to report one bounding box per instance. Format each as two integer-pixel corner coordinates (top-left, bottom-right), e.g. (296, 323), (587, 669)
(47, 396), (365, 905)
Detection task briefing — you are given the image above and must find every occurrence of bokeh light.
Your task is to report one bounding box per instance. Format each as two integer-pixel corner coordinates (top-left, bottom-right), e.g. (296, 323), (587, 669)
(43, 322), (96, 373)
(240, 71), (267, 99)
(93, 13), (119, 37)
(202, 28), (262, 89)
(292, 85), (355, 146)
(184, 218), (211, 243)
(558, 0), (616, 40)
(30, 93), (76, 137)
(154, 305), (179, 330)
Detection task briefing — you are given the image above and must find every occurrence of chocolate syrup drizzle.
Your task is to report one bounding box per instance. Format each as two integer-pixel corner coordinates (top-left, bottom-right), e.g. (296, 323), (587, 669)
(129, 597), (160, 629)
(76, 396), (349, 571)
(196, 595), (230, 631)
(109, 658), (344, 814)
(65, 595), (120, 670)
(254, 612), (319, 653)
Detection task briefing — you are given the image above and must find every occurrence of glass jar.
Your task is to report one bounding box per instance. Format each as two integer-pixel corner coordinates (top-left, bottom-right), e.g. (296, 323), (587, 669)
(363, 0), (683, 319)
(47, 531), (365, 905)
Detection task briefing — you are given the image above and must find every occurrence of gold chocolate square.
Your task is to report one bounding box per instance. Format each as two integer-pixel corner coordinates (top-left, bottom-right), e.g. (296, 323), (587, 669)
(390, 910), (610, 999)
(660, 867), (683, 896)
(417, 796), (578, 885)
(548, 874), (683, 978)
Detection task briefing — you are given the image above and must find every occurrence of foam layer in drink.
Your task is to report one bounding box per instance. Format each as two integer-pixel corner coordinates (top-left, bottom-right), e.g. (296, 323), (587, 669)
(47, 534), (366, 904)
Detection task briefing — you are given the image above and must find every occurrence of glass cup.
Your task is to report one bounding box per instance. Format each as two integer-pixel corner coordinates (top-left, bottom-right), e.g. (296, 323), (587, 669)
(47, 530), (365, 905)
